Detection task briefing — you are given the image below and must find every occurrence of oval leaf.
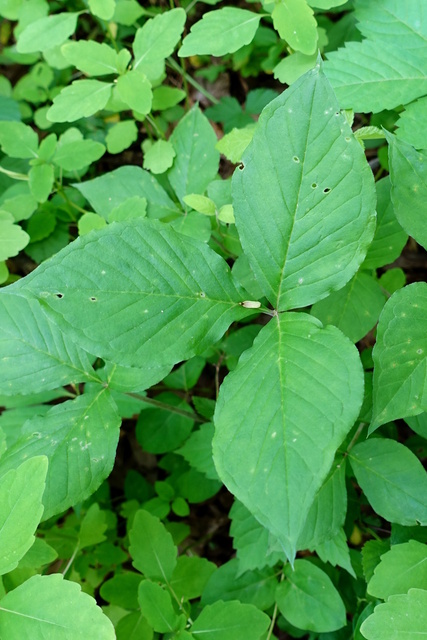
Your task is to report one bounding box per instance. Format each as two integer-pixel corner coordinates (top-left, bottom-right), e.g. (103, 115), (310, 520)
(47, 79), (113, 123)
(129, 509), (177, 582)
(233, 64), (376, 311)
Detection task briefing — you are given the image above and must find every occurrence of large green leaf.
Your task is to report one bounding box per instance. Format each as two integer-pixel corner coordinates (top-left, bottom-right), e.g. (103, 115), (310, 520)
(179, 8), (261, 57)
(133, 8), (186, 77)
(11, 220), (249, 369)
(276, 559), (346, 632)
(387, 133), (427, 250)
(355, 0), (427, 52)
(233, 64), (375, 311)
(191, 600), (270, 640)
(371, 283), (427, 430)
(168, 105), (219, 203)
(0, 388), (120, 520)
(129, 509), (177, 582)
(0, 292), (99, 396)
(396, 96), (427, 149)
(0, 574), (115, 639)
(213, 312), (363, 560)
(325, 42), (427, 112)
(74, 166), (179, 219)
(349, 439), (427, 526)
(0, 456), (47, 575)
(16, 12), (78, 53)
(367, 540), (427, 599)
(361, 589), (427, 640)
(47, 79), (113, 123)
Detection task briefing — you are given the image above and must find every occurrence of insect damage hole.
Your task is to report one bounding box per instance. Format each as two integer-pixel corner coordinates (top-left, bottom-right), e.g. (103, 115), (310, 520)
(323, 187), (331, 194)
(89, 296), (97, 302)
(54, 292), (64, 299)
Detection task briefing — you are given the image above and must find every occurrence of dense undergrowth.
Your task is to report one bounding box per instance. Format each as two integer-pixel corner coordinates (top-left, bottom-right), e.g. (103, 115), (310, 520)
(0, 1), (427, 638)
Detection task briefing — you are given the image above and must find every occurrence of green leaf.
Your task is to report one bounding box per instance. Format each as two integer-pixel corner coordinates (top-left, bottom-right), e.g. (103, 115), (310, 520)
(11, 220), (249, 369)
(0, 213), (29, 260)
(179, 8), (261, 57)
(201, 560), (276, 610)
(276, 559), (346, 632)
(349, 439), (427, 526)
(233, 64), (375, 311)
(0, 121), (38, 158)
(78, 212), (107, 235)
(0, 292), (98, 395)
(368, 540), (427, 599)
(18, 537), (58, 570)
(371, 283), (427, 430)
(61, 40), (121, 76)
(396, 96), (427, 149)
(143, 139), (176, 174)
(0, 388), (121, 520)
(191, 599), (270, 640)
(75, 166), (178, 219)
(363, 177), (408, 270)
(360, 589), (427, 640)
(387, 133), (427, 250)
(168, 105), (219, 203)
(405, 413), (427, 439)
(108, 196), (147, 222)
(78, 503), (107, 549)
(272, 0), (317, 55)
(137, 580), (182, 633)
(129, 509), (177, 582)
(116, 70), (152, 115)
(325, 42), (427, 112)
(354, 0), (427, 51)
(116, 611), (154, 640)
(16, 12), (78, 53)
(100, 572), (142, 609)
(0, 456), (47, 575)
(28, 163), (54, 203)
(170, 556), (216, 600)
(274, 51), (319, 84)
(183, 194), (216, 216)
(216, 125), (256, 164)
(0, 573), (115, 639)
(152, 86), (186, 111)
(89, 0), (115, 20)
(362, 539), (390, 583)
(213, 313), (363, 560)
(136, 394), (194, 454)
(47, 79), (113, 123)
(133, 8), (186, 77)
(106, 120), (138, 154)
(178, 423), (219, 481)
(310, 271), (386, 343)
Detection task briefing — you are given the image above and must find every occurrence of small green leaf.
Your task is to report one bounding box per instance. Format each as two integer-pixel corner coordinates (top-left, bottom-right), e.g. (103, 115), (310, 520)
(116, 70), (152, 115)
(78, 503), (107, 550)
(361, 589), (427, 640)
(178, 423), (219, 481)
(61, 40), (121, 76)
(368, 540), (427, 599)
(274, 51), (320, 84)
(0, 121), (38, 158)
(89, 0), (115, 20)
(183, 194), (216, 216)
(129, 509), (177, 582)
(216, 125), (256, 163)
(16, 12), (78, 53)
(133, 8), (186, 78)
(78, 212), (107, 236)
(371, 283), (427, 430)
(396, 96), (427, 149)
(53, 135), (106, 172)
(152, 86), (186, 111)
(179, 8), (261, 57)
(0, 456), (47, 576)
(191, 600), (270, 640)
(47, 79), (113, 123)
(100, 573), (142, 609)
(106, 120), (138, 154)
(349, 439), (427, 526)
(0, 213), (29, 260)
(272, 0), (318, 55)
(218, 204), (235, 223)
(170, 556), (216, 600)
(143, 139), (176, 174)
(0, 574), (115, 639)
(137, 581), (182, 633)
(28, 163), (54, 203)
(276, 559), (346, 632)
(108, 196), (147, 222)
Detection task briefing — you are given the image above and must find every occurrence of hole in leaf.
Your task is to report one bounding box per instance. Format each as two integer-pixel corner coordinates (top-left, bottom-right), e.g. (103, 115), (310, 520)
(323, 187), (331, 194)
(292, 156), (300, 163)
(89, 296), (97, 302)
(55, 293), (64, 299)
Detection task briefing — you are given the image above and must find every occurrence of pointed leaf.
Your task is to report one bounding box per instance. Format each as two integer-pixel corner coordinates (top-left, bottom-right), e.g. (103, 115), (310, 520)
(179, 8), (261, 57)
(129, 509), (177, 582)
(213, 313), (363, 560)
(133, 8), (186, 73)
(168, 105), (219, 203)
(368, 540), (427, 599)
(138, 581), (182, 633)
(349, 439), (427, 526)
(371, 283), (427, 430)
(89, 0), (115, 21)
(16, 12), (78, 53)
(11, 220), (249, 369)
(276, 559), (346, 632)
(233, 64), (375, 311)
(0, 456), (47, 575)
(191, 600), (270, 640)
(0, 292), (99, 396)
(47, 79), (113, 123)
(0, 389), (120, 520)
(361, 589), (427, 640)
(387, 133), (427, 250)
(0, 574), (115, 639)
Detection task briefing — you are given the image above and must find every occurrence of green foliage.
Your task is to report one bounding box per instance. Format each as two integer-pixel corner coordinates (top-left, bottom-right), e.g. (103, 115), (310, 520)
(0, 1), (427, 638)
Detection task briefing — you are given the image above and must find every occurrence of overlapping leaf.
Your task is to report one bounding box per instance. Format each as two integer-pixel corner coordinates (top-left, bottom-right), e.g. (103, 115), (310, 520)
(361, 589), (427, 640)
(213, 313), (363, 560)
(233, 64), (376, 311)
(10, 220), (250, 369)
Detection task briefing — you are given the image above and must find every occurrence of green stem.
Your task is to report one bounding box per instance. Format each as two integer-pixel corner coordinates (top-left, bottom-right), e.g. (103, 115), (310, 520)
(62, 545), (79, 577)
(145, 114), (166, 140)
(167, 57), (219, 105)
(0, 165), (28, 180)
(266, 570), (285, 639)
(126, 392), (206, 423)
(346, 422), (367, 453)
